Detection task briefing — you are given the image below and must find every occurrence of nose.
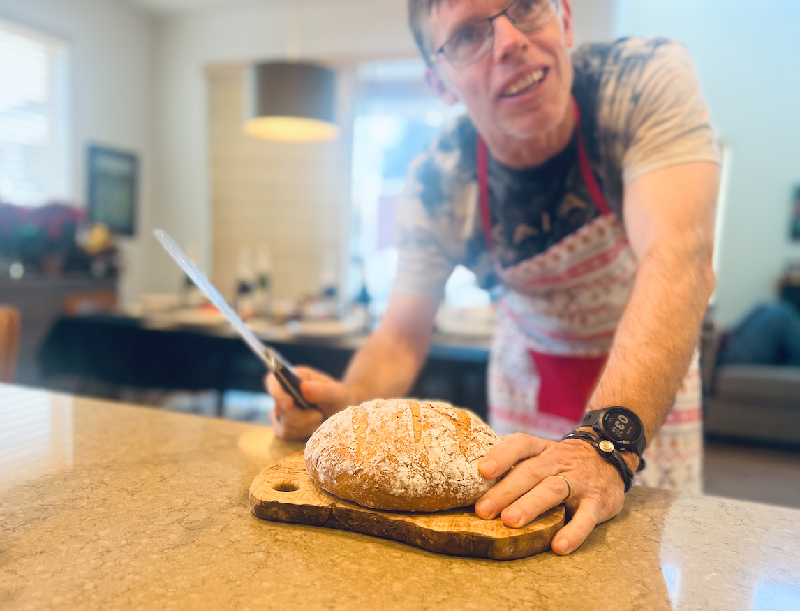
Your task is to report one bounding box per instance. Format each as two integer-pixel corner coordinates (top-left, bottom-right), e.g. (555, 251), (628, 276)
(492, 15), (529, 62)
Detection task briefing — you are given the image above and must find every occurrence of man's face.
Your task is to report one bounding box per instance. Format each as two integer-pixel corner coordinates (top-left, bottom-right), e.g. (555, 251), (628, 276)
(425, 0), (575, 145)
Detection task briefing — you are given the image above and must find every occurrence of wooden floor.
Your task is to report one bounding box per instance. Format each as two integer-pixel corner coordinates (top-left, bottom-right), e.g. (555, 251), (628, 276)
(703, 438), (800, 510)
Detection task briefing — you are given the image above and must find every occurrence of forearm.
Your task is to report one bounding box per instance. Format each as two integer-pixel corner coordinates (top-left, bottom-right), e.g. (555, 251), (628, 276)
(342, 321), (432, 406)
(588, 240), (715, 444)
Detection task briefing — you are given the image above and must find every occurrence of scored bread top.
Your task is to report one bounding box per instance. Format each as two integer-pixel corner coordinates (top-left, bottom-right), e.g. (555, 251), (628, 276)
(304, 398), (500, 512)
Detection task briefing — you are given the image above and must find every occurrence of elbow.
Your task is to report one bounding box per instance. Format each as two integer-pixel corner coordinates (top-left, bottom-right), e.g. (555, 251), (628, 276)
(650, 225), (716, 301)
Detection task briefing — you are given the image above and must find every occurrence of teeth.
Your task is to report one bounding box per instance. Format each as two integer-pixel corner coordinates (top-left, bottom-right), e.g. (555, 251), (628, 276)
(504, 68), (546, 97)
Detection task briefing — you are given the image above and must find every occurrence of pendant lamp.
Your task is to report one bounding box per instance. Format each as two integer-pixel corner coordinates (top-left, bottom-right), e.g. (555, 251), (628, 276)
(244, 61), (339, 142)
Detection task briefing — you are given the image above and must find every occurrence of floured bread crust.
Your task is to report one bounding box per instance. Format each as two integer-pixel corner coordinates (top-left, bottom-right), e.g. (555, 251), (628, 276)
(304, 398), (500, 512)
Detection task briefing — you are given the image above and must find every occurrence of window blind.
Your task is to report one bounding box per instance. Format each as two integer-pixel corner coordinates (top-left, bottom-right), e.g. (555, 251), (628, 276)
(0, 18), (70, 206)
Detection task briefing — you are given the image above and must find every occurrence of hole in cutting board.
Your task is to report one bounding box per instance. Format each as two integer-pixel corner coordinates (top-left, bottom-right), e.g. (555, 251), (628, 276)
(272, 481), (300, 492)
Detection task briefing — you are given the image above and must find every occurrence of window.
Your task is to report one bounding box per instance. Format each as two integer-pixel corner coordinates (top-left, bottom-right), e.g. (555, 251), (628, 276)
(0, 18), (70, 206)
(348, 59), (489, 314)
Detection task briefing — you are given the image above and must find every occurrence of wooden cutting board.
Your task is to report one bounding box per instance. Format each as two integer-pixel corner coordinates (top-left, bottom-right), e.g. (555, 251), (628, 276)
(249, 452), (565, 560)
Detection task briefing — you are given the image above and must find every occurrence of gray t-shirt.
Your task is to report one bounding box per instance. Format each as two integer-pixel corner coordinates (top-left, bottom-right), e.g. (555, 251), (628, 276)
(394, 37), (720, 297)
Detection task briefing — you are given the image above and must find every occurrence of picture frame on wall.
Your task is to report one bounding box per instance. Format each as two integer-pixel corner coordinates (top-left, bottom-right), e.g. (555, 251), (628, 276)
(791, 185), (800, 241)
(87, 144), (139, 236)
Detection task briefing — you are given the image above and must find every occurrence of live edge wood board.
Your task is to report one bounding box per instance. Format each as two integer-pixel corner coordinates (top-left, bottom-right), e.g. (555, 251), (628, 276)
(250, 452), (565, 560)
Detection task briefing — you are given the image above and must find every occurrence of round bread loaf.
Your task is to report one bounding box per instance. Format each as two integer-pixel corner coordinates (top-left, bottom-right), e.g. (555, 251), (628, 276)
(304, 398), (500, 512)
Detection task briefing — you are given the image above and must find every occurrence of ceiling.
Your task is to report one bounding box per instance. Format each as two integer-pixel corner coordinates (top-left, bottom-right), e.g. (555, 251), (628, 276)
(119, 0), (352, 17)
(119, 0), (276, 15)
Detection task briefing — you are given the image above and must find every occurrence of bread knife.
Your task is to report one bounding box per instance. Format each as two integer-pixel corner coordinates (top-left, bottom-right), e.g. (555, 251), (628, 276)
(154, 229), (319, 412)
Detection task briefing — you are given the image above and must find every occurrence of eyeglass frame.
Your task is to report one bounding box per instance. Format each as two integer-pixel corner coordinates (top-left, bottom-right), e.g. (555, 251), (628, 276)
(428, 0), (560, 68)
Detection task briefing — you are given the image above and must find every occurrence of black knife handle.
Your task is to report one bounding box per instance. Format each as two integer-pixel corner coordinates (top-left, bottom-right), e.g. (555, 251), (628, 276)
(273, 362), (320, 413)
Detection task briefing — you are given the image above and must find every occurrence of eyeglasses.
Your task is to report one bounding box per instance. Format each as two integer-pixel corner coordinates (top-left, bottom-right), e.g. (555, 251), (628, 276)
(430, 0), (559, 68)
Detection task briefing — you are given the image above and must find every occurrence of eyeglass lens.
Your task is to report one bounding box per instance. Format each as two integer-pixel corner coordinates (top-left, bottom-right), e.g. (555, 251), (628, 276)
(442, 0), (557, 67)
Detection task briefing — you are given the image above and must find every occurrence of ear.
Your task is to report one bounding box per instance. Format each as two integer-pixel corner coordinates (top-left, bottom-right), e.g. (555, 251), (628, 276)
(560, 0), (574, 49)
(425, 66), (459, 105)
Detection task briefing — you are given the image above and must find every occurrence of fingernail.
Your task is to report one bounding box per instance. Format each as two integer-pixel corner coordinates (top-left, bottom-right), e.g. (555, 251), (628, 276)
(476, 499), (495, 518)
(555, 538), (570, 554)
(479, 459), (497, 477)
(504, 507), (521, 526)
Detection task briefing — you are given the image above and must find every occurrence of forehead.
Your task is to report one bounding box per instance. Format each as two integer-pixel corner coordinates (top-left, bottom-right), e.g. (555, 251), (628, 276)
(427, 0), (504, 46)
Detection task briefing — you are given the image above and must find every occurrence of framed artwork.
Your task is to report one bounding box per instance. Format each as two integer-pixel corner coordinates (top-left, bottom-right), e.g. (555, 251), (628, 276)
(791, 185), (800, 241)
(87, 145), (139, 236)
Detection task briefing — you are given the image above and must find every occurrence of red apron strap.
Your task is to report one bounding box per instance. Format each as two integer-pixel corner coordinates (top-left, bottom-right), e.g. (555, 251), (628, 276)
(572, 98), (613, 216)
(476, 97), (614, 252)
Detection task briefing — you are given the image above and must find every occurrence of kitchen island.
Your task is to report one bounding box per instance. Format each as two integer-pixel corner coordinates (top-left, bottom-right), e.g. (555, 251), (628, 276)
(1, 383), (798, 610)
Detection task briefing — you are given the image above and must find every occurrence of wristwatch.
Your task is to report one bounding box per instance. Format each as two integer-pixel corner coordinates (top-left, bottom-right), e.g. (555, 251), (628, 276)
(562, 430), (635, 493)
(579, 407), (647, 471)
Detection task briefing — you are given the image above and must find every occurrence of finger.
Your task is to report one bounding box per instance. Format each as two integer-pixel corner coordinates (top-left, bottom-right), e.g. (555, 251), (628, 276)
(497, 475), (572, 528)
(475, 458), (556, 519)
(265, 372), (281, 397)
(267, 368), (329, 440)
(478, 433), (552, 478)
(266, 371), (322, 417)
(300, 380), (351, 415)
(292, 366), (333, 383)
(265, 373), (293, 411)
(270, 409), (285, 437)
(270, 393), (294, 418)
(271, 405), (323, 441)
(551, 499), (600, 555)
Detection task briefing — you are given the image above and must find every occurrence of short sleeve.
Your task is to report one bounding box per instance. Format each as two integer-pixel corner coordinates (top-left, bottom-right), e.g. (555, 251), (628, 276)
(621, 41), (720, 184)
(392, 150), (459, 300)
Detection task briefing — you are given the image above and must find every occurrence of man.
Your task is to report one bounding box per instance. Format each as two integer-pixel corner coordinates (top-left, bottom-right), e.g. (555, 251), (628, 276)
(267, 0), (719, 555)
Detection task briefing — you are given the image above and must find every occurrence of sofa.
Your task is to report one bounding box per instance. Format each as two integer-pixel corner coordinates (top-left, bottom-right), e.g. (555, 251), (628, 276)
(700, 309), (800, 447)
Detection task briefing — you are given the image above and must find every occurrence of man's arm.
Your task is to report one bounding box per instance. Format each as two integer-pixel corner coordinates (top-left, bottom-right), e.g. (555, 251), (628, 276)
(343, 293), (441, 405)
(474, 160), (719, 555)
(589, 160), (719, 445)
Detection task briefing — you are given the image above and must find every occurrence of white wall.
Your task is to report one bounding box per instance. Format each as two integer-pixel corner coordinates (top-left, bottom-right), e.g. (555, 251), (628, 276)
(614, 0), (800, 326)
(0, 0), (157, 305)
(149, 0), (614, 298)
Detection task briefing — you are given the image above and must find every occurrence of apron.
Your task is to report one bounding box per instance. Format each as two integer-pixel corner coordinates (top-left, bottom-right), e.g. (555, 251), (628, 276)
(479, 99), (703, 493)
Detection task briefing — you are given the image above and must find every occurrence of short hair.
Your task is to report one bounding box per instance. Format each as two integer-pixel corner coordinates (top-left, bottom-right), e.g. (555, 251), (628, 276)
(408, 0), (458, 64)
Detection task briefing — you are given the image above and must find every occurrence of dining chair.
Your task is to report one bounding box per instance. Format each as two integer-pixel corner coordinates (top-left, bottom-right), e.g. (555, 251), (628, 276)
(0, 305), (21, 383)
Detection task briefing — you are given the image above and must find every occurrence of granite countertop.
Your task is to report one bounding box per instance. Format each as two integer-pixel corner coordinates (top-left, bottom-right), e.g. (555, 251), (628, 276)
(1, 383), (799, 610)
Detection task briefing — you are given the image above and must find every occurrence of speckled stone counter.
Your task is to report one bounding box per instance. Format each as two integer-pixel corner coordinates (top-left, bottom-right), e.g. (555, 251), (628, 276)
(1, 383), (799, 611)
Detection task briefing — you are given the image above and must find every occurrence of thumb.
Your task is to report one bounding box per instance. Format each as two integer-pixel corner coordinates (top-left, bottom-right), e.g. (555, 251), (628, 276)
(301, 380), (351, 416)
(551, 499), (599, 555)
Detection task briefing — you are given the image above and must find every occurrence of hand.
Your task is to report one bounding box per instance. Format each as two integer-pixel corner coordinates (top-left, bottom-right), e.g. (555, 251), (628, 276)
(475, 433), (634, 555)
(264, 366), (352, 441)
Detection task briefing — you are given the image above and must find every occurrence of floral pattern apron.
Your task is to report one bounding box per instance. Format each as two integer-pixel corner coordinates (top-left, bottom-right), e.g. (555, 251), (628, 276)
(479, 99), (703, 493)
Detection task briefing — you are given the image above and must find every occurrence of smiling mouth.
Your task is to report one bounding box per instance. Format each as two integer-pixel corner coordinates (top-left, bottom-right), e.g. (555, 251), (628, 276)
(500, 68), (549, 98)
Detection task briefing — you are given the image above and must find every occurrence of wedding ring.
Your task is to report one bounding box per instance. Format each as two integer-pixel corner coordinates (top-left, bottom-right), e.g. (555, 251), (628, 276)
(555, 473), (575, 501)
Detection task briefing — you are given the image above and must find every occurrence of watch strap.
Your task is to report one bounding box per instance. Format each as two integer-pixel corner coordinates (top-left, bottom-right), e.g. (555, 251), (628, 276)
(562, 430), (634, 493)
(578, 411), (600, 427)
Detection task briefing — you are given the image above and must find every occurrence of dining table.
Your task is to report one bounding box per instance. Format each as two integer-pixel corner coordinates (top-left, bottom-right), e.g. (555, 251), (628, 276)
(1, 382), (799, 610)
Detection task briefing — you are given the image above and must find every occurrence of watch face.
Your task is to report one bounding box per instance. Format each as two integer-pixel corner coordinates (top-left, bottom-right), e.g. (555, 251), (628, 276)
(602, 408), (642, 444)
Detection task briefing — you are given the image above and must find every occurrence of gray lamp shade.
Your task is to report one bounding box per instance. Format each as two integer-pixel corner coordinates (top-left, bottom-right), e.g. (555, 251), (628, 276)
(244, 61), (339, 142)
